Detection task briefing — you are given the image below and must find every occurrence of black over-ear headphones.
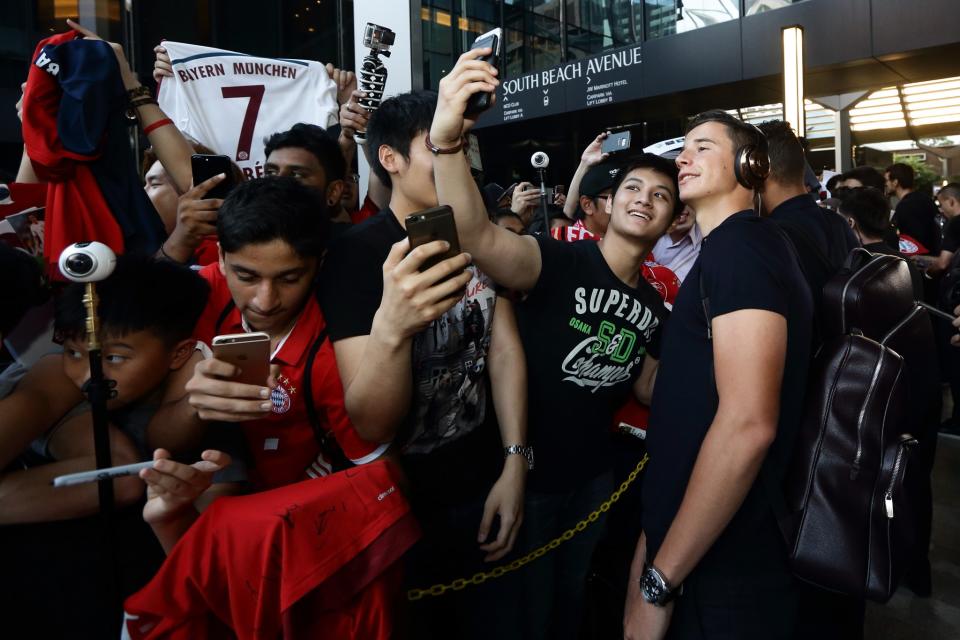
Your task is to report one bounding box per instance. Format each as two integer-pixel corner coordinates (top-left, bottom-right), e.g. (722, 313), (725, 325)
(733, 123), (770, 191)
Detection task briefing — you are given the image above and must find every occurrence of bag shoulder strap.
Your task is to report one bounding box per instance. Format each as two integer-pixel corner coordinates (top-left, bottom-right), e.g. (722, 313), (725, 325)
(303, 328), (328, 439)
(214, 299), (237, 335)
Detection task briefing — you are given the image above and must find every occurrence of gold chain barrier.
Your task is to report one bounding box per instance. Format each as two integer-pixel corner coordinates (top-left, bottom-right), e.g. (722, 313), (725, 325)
(407, 453), (649, 601)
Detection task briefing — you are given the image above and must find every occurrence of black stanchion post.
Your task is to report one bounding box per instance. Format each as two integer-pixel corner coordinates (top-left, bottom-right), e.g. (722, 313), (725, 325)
(58, 242), (120, 621)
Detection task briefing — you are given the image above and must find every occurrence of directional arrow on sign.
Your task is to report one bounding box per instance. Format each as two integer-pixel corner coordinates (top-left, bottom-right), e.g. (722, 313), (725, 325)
(586, 76), (592, 84)
(543, 89), (549, 94)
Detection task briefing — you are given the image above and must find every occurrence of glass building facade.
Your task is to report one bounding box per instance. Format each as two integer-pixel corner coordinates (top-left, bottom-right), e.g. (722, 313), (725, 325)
(420, 0), (806, 90)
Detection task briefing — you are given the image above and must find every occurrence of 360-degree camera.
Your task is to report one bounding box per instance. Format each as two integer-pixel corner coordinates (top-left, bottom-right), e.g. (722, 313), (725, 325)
(58, 242), (117, 283)
(530, 152), (550, 169)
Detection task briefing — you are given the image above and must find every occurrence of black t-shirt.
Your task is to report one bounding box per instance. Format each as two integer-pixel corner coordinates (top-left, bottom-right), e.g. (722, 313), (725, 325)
(517, 237), (666, 493)
(317, 209), (501, 507)
(770, 194), (857, 269)
(941, 215), (960, 254)
(893, 191), (942, 255)
(642, 211), (812, 572)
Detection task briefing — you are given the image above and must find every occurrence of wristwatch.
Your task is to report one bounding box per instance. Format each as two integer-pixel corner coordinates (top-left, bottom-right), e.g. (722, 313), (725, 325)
(503, 444), (535, 471)
(639, 563), (681, 607)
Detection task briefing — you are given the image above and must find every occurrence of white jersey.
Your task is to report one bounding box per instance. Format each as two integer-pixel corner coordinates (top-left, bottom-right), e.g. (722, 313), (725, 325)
(157, 41), (338, 178)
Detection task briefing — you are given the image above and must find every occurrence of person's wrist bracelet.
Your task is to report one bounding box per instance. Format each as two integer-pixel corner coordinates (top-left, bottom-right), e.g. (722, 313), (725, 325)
(127, 85), (152, 102)
(157, 242), (186, 264)
(425, 132), (465, 155)
(143, 117), (173, 135)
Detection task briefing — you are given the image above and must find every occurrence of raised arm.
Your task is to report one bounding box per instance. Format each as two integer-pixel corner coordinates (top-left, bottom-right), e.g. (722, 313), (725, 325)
(69, 21), (194, 195)
(339, 90), (391, 210)
(15, 83), (40, 184)
(430, 49), (542, 292)
(563, 132), (610, 219)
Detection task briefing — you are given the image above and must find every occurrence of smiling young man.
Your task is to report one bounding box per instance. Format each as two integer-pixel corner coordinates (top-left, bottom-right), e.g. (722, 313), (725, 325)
(428, 49), (679, 639)
(624, 111), (812, 639)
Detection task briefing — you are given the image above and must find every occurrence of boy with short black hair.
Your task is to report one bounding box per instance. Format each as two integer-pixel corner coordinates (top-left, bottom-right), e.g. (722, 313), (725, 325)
(319, 90), (529, 639)
(0, 254), (210, 524)
(263, 122), (347, 209)
(176, 176), (386, 491)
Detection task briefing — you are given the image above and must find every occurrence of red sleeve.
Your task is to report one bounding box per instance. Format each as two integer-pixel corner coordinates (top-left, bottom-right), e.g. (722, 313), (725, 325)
(193, 236), (220, 266)
(349, 195), (379, 225)
(192, 264), (233, 344)
(312, 339), (388, 464)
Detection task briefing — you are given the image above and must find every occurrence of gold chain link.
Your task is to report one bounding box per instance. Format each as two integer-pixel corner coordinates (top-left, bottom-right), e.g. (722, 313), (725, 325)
(407, 453), (648, 601)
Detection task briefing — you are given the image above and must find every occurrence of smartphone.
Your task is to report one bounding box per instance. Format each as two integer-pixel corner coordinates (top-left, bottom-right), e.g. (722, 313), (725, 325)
(601, 131), (632, 154)
(464, 27), (502, 118)
(191, 154), (236, 200)
(211, 332), (271, 387)
(554, 185), (566, 197)
(406, 205), (462, 274)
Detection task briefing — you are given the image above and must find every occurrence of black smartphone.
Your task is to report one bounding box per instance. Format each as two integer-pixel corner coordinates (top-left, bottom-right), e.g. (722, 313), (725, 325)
(601, 131), (632, 154)
(464, 27), (502, 118)
(191, 154), (236, 200)
(406, 205), (462, 273)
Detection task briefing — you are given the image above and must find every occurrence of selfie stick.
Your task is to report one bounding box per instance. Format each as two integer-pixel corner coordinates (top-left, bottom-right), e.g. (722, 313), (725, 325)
(58, 241), (122, 617)
(58, 242), (118, 513)
(538, 169), (550, 231)
(531, 152), (551, 233)
(355, 23), (396, 144)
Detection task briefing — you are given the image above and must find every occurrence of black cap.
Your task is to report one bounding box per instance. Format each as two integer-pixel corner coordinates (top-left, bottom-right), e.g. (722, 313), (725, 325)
(481, 182), (505, 211)
(579, 162), (622, 198)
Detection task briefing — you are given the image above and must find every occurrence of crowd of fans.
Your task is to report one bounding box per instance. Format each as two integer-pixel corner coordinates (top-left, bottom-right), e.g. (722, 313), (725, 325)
(1, 21), (956, 640)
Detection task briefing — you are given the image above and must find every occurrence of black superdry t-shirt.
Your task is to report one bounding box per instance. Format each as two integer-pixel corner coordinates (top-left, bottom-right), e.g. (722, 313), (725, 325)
(517, 236), (667, 493)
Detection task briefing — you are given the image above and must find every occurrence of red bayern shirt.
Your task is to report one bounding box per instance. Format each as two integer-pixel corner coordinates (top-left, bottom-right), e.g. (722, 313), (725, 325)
(194, 264), (387, 490)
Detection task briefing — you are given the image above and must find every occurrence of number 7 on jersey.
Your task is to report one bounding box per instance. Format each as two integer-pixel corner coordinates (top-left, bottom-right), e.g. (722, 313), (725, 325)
(221, 84), (265, 162)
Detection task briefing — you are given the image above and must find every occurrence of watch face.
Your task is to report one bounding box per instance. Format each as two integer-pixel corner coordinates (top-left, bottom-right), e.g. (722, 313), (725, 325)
(641, 570), (665, 604)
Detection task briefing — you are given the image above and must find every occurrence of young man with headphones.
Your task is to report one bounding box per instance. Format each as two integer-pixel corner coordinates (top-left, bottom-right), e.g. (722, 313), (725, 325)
(624, 111), (813, 639)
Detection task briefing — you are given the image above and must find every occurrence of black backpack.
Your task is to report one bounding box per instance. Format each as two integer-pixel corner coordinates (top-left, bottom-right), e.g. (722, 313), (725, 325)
(780, 249), (932, 602)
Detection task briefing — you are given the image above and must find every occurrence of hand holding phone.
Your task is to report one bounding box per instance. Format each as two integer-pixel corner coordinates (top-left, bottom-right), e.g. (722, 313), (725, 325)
(378, 213), (473, 341)
(211, 332), (271, 387)
(464, 28), (502, 118)
(601, 131), (632, 155)
(191, 154), (236, 200)
(406, 206), (463, 275)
